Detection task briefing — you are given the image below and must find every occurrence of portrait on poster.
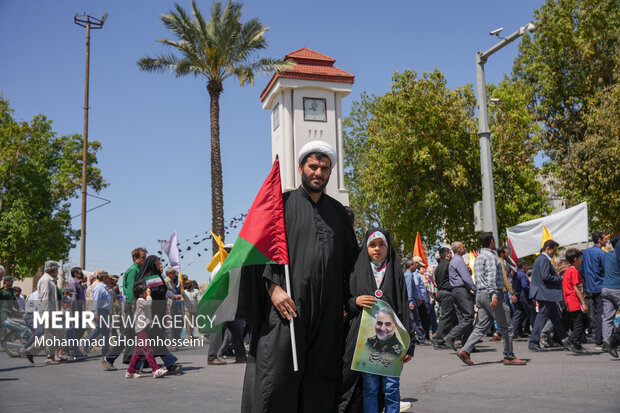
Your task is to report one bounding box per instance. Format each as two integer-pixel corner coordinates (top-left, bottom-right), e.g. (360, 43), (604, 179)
(351, 299), (410, 377)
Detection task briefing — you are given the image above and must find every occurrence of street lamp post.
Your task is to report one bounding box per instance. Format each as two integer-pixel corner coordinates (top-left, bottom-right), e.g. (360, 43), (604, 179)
(74, 13), (106, 270)
(475, 23), (535, 245)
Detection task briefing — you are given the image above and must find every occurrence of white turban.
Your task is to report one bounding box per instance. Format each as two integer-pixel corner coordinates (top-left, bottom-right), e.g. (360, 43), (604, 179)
(297, 140), (337, 169)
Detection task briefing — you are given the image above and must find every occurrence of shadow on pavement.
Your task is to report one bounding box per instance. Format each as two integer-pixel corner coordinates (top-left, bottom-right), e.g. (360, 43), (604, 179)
(470, 348), (496, 353)
(467, 360), (504, 366)
(0, 364), (37, 373)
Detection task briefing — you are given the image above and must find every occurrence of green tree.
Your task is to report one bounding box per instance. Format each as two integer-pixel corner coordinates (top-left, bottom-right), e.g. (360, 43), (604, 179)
(514, 0), (619, 160)
(513, 0), (619, 229)
(561, 83), (620, 232)
(344, 70), (549, 253)
(343, 92), (382, 241)
(0, 96), (106, 277)
(138, 0), (290, 253)
(345, 69), (481, 251)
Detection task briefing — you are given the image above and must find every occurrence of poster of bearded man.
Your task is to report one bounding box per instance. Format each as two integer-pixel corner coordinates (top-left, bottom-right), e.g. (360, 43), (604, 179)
(351, 299), (410, 377)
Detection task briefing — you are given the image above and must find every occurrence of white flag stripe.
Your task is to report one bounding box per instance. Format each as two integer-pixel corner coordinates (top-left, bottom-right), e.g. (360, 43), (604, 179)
(163, 231), (180, 269)
(506, 202), (589, 258)
(212, 267), (242, 324)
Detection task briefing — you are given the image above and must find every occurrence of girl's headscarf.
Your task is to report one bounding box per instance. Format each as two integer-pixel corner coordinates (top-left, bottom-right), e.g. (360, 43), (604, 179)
(347, 228), (407, 315)
(367, 230), (388, 287)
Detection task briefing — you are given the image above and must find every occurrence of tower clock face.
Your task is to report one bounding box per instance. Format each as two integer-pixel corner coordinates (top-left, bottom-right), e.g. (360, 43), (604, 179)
(303, 97), (327, 121)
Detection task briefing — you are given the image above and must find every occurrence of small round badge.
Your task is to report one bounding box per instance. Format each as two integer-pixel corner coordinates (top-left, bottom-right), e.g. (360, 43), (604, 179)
(374, 289), (383, 298)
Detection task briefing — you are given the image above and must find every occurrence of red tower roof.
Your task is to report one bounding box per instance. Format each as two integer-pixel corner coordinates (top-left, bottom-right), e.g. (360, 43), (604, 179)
(260, 47), (354, 102)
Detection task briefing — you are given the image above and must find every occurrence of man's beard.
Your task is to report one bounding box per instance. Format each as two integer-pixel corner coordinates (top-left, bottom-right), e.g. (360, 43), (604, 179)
(301, 170), (329, 193)
(377, 330), (395, 342)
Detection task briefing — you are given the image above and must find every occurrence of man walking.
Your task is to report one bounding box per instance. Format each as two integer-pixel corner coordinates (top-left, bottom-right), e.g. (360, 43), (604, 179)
(404, 260), (424, 344)
(0, 275), (17, 345)
(90, 272), (113, 357)
(602, 234), (620, 357)
(528, 240), (572, 352)
(102, 247), (147, 370)
(38, 261), (60, 365)
(456, 232), (526, 366)
(512, 260), (534, 337)
(581, 232), (607, 348)
(497, 246), (516, 339)
(241, 141), (358, 412)
(20, 289), (42, 364)
(443, 241), (476, 351)
(412, 256), (431, 342)
(67, 267), (86, 339)
(164, 267), (184, 343)
(431, 247), (456, 349)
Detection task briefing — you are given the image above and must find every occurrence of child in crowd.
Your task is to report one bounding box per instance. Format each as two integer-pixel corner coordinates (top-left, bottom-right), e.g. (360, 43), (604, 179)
(562, 248), (589, 355)
(126, 283), (167, 378)
(339, 228), (414, 413)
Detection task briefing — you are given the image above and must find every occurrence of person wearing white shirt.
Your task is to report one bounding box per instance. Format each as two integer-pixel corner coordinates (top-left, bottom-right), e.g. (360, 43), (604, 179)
(182, 281), (201, 339)
(37, 261), (60, 365)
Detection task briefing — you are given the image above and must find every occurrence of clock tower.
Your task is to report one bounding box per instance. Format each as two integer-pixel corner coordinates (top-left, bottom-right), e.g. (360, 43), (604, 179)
(260, 47), (354, 206)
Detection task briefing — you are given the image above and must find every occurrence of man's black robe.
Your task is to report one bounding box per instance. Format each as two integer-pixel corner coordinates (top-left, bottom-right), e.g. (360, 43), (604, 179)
(240, 187), (358, 413)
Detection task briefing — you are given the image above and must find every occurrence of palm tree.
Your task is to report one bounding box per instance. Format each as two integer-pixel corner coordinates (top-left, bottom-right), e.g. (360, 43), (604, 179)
(138, 0), (291, 253)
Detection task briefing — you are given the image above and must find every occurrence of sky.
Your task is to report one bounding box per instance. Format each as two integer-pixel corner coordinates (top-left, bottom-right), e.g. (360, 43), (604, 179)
(0, 0), (545, 282)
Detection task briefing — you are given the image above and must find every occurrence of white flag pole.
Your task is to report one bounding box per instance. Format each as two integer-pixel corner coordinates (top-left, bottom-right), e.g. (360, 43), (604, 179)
(284, 264), (299, 371)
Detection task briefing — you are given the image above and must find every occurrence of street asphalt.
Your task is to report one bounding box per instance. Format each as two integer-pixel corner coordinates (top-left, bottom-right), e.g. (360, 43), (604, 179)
(1, 336), (618, 412)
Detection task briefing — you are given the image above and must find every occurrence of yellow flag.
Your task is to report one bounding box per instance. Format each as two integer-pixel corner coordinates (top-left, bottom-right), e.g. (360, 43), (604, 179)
(541, 224), (555, 264)
(541, 224), (553, 246)
(469, 251), (477, 284)
(206, 231), (229, 272)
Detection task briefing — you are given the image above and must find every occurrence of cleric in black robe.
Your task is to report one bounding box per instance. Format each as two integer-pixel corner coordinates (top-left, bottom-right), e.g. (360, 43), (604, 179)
(241, 141), (359, 413)
(338, 228), (415, 413)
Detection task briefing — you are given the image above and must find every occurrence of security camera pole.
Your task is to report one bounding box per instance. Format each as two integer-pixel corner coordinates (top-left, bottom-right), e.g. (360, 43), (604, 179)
(475, 22), (535, 245)
(74, 13), (107, 269)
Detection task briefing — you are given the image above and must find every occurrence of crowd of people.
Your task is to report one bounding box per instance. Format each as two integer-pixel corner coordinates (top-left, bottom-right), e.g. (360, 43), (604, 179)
(1, 139), (619, 412)
(0, 251), (211, 377)
(424, 232), (620, 363)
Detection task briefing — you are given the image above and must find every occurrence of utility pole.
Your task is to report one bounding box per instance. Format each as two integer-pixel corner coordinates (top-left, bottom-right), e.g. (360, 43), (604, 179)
(74, 13), (106, 270)
(475, 22), (535, 245)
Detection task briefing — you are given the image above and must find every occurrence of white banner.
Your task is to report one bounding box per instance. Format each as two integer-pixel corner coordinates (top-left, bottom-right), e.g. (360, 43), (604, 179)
(163, 231), (180, 269)
(506, 202), (588, 258)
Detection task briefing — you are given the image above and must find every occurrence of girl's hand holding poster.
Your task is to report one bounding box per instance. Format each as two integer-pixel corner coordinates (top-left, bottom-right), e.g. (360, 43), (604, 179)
(351, 299), (410, 377)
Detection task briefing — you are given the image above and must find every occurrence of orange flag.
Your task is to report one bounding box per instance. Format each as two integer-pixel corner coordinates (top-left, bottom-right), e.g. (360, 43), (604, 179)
(413, 232), (428, 267)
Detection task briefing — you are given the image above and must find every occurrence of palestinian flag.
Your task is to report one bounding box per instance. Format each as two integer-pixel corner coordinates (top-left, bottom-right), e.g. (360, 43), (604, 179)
(197, 159), (288, 333)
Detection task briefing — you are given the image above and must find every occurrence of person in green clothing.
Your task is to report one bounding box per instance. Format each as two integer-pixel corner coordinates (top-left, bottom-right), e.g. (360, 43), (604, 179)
(0, 275), (18, 345)
(101, 247), (147, 370)
(123, 248), (147, 304)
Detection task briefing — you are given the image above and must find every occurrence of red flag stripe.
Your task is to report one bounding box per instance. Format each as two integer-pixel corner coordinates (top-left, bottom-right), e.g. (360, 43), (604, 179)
(238, 159), (289, 265)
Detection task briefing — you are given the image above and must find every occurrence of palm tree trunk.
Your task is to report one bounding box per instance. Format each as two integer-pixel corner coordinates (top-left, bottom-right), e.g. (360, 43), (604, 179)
(208, 81), (225, 254)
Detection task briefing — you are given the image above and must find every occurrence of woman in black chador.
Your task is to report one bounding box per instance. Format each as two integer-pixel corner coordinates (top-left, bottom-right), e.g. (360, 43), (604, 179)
(338, 228), (415, 413)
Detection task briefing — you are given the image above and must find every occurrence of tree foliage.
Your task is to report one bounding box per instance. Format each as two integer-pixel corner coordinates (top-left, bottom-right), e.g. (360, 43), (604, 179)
(487, 79), (551, 228)
(560, 83), (620, 232)
(344, 70), (549, 253)
(345, 70), (481, 251)
(138, 0), (290, 253)
(0, 96), (106, 278)
(514, 0), (619, 161)
(513, 0), (619, 231)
